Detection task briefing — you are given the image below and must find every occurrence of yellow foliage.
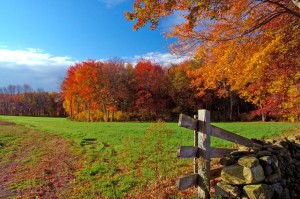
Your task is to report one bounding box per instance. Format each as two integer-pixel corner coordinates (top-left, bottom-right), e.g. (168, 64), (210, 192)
(90, 110), (104, 122)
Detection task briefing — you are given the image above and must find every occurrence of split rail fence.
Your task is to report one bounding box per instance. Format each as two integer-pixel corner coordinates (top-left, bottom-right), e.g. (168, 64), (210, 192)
(177, 109), (255, 199)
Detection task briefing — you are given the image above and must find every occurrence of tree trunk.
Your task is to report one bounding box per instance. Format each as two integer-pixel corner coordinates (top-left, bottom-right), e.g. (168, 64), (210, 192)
(102, 104), (109, 122)
(76, 103), (80, 120)
(87, 103), (91, 122)
(70, 100), (73, 119)
(229, 91), (233, 121)
(262, 113), (267, 122)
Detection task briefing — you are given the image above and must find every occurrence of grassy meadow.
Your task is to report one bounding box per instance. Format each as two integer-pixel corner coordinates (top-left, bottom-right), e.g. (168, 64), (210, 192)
(1, 116), (299, 148)
(1, 116), (300, 198)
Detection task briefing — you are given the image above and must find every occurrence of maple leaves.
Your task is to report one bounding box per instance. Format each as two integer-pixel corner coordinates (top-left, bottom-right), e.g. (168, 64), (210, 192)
(166, 60), (202, 116)
(61, 60), (172, 121)
(133, 60), (167, 119)
(187, 23), (300, 120)
(60, 58), (215, 121)
(61, 60), (121, 121)
(126, 0), (299, 40)
(126, 0), (300, 121)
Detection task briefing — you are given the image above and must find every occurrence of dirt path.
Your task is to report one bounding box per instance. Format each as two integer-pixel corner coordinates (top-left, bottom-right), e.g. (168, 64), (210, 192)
(0, 121), (80, 198)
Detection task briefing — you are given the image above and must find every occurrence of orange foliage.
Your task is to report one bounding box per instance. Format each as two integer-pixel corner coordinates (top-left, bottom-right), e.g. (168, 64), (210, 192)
(61, 59), (175, 121)
(126, 0), (300, 121)
(134, 60), (168, 120)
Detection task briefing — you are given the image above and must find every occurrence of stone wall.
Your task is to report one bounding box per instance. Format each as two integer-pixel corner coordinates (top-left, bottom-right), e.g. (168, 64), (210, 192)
(215, 135), (300, 199)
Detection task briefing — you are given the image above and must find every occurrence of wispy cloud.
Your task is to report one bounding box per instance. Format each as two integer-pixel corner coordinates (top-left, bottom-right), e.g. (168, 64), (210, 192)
(97, 52), (190, 67)
(130, 52), (190, 66)
(0, 48), (73, 69)
(0, 47), (189, 91)
(98, 0), (127, 8)
(0, 48), (74, 91)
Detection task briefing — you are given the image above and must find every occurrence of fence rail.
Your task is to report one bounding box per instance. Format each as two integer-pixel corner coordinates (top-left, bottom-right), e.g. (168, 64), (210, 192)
(177, 110), (256, 198)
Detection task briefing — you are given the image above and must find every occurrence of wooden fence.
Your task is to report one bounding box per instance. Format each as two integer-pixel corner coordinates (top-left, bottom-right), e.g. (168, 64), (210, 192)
(177, 109), (255, 199)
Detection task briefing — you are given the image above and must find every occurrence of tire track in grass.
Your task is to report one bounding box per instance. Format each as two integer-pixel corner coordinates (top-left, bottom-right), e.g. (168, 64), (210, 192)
(0, 121), (80, 198)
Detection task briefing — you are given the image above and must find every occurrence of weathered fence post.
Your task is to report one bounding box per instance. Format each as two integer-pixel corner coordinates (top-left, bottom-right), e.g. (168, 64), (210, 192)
(177, 110), (211, 198)
(177, 109), (254, 198)
(197, 109), (211, 199)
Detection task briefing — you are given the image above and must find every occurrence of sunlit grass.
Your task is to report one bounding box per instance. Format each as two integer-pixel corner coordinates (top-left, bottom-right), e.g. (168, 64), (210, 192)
(1, 116), (299, 197)
(1, 116), (299, 148)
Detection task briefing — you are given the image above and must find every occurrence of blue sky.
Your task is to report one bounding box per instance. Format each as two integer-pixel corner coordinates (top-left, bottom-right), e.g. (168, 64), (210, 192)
(0, 0), (186, 91)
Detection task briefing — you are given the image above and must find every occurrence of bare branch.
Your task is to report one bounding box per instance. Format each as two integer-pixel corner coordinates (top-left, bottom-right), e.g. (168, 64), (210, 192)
(264, 0), (300, 18)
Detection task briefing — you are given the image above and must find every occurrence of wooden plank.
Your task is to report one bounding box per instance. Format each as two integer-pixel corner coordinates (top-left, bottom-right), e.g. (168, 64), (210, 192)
(210, 147), (236, 158)
(177, 146), (202, 158)
(211, 125), (253, 147)
(210, 166), (223, 179)
(198, 110), (211, 199)
(193, 115), (198, 173)
(178, 114), (198, 130)
(177, 174), (199, 190)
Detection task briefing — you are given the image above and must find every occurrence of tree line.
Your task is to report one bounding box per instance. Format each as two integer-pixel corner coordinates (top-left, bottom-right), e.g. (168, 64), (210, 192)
(0, 60), (253, 122)
(60, 59), (254, 122)
(2, 54), (296, 122)
(0, 84), (65, 117)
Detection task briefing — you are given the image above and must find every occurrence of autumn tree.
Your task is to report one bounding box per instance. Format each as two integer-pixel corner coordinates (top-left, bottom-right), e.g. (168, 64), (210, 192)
(186, 20), (300, 120)
(166, 60), (202, 117)
(61, 64), (79, 119)
(100, 59), (134, 121)
(126, 0), (300, 121)
(61, 59), (136, 122)
(126, 0), (299, 43)
(0, 84), (64, 117)
(133, 60), (170, 120)
(61, 60), (100, 121)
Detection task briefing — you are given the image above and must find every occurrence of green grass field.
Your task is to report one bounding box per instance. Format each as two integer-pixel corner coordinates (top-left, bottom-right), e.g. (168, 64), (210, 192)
(1, 116), (299, 198)
(1, 116), (299, 148)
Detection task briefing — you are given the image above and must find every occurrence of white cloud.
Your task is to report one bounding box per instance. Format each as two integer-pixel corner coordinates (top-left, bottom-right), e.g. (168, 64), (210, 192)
(95, 52), (189, 67)
(130, 52), (190, 67)
(0, 48), (73, 71)
(0, 47), (190, 91)
(0, 48), (74, 91)
(98, 0), (127, 8)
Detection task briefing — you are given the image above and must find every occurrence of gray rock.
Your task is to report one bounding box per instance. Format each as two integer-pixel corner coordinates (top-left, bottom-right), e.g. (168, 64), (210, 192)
(231, 150), (249, 159)
(238, 156), (259, 168)
(243, 184), (274, 199)
(259, 156), (273, 166)
(271, 183), (283, 198)
(287, 135), (297, 142)
(215, 182), (241, 198)
(265, 173), (281, 183)
(220, 155), (235, 166)
(280, 141), (289, 148)
(265, 139), (276, 144)
(238, 145), (260, 153)
(271, 157), (279, 168)
(263, 165), (273, 176)
(263, 144), (283, 150)
(257, 150), (272, 157)
(252, 143), (263, 150)
(221, 164), (265, 185)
